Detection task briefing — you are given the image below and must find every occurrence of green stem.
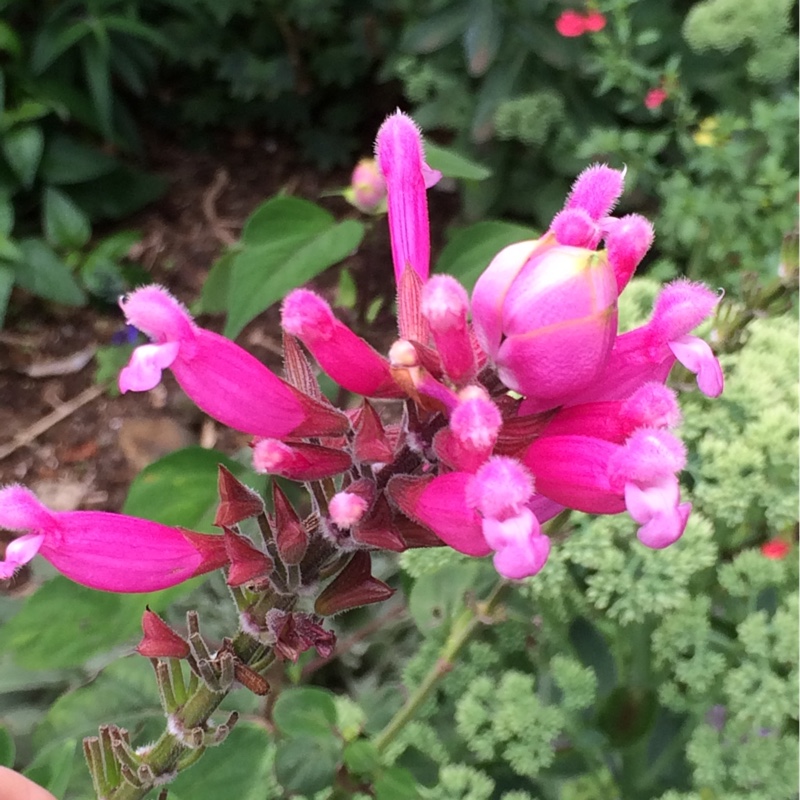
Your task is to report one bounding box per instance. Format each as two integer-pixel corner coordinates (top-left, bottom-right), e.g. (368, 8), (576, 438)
(373, 580), (507, 754)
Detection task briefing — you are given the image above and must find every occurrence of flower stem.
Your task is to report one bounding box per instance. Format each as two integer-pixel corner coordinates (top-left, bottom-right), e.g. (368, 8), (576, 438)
(373, 579), (507, 754)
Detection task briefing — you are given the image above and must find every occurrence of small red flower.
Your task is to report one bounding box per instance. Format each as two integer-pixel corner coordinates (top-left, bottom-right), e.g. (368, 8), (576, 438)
(583, 11), (607, 32)
(645, 87), (669, 110)
(556, 11), (587, 37)
(761, 539), (791, 560)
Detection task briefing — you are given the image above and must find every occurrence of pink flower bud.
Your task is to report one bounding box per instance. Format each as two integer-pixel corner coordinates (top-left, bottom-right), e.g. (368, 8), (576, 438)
(645, 87), (669, 110)
(120, 285), (348, 439)
(467, 456), (534, 520)
(550, 207), (602, 249)
(329, 491), (369, 529)
(563, 164), (625, 221)
(346, 158), (386, 213)
(281, 289), (401, 399)
(472, 240), (618, 410)
(583, 10), (607, 32)
(421, 275), (476, 384)
(555, 10), (587, 36)
(604, 214), (654, 292)
(375, 110), (441, 284)
(252, 439), (352, 481)
(0, 485), (227, 592)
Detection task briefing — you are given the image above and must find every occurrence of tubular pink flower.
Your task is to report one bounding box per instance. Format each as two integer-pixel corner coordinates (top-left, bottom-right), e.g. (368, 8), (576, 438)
(421, 275), (476, 385)
(550, 207), (602, 249)
(252, 438), (352, 481)
(482, 510), (551, 580)
(472, 241), (618, 410)
(541, 383), (681, 442)
(467, 456), (534, 520)
(563, 164), (625, 221)
(388, 474), (490, 557)
(375, 110), (441, 283)
(120, 285), (347, 438)
(524, 429), (691, 547)
(0, 485), (227, 592)
(557, 279), (724, 405)
(281, 289), (401, 399)
(604, 214), (655, 292)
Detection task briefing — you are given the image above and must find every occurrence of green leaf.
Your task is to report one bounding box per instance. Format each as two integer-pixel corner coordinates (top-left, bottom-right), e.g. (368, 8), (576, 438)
(434, 220), (537, 291)
(196, 249), (235, 314)
(463, 0), (502, 77)
(408, 562), (478, 632)
(81, 34), (113, 139)
(401, 8), (471, 53)
(67, 165), (166, 219)
(35, 657), (161, 746)
(0, 725), (15, 767)
(31, 21), (91, 73)
(224, 197), (364, 338)
(424, 143), (491, 181)
(0, 194), (13, 235)
(23, 739), (76, 797)
(123, 446), (262, 532)
(0, 576), (198, 669)
(43, 187), (92, 250)
(0, 100), (51, 127)
(14, 238), (87, 306)
(2, 125), (44, 188)
(273, 687), (338, 738)
(344, 739), (381, 776)
(170, 723), (278, 800)
(375, 766), (421, 800)
(0, 233), (21, 261)
(0, 21), (21, 57)
(0, 262), (13, 328)
(274, 736), (340, 796)
(40, 134), (119, 184)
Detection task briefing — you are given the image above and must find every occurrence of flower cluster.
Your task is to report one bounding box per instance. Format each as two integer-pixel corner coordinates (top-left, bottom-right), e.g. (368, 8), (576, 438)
(0, 111), (722, 591)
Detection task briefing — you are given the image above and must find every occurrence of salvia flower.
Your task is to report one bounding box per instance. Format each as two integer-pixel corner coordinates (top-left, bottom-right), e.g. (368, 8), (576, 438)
(345, 158), (386, 214)
(120, 285), (348, 438)
(100, 111), (724, 587)
(0, 485), (227, 592)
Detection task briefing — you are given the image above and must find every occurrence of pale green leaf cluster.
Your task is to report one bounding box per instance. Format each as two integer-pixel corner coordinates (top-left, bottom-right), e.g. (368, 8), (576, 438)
(681, 314), (799, 542)
(683, 0), (797, 81)
(418, 764), (494, 800)
(455, 671), (564, 779)
(550, 654), (597, 712)
(493, 92), (565, 146)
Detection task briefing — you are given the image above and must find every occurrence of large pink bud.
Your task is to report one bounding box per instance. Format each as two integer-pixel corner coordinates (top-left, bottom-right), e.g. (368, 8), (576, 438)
(471, 239), (618, 412)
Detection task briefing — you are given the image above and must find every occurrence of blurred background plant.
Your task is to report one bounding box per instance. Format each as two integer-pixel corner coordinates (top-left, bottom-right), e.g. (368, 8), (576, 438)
(0, 0), (797, 797)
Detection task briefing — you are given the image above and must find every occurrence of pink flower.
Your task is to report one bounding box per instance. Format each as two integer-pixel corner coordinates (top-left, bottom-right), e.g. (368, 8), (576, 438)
(252, 439), (352, 481)
(555, 10), (606, 37)
(281, 288), (401, 399)
(120, 285), (348, 439)
(524, 429), (691, 548)
(0, 485), (227, 592)
(346, 158), (386, 213)
(645, 87), (669, 110)
(761, 539), (791, 560)
(556, 10), (588, 37)
(374, 110), (441, 284)
(471, 239), (618, 411)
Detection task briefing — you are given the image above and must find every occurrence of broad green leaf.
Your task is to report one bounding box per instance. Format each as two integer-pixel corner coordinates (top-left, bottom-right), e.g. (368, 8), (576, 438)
(80, 254), (127, 301)
(0, 194), (12, 235)
(0, 100), (51, 127)
(272, 687), (338, 738)
(424, 143), (491, 182)
(15, 238), (87, 306)
(463, 0), (502, 77)
(67, 165), (166, 219)
(344, 739), (381, 776)
(40, 134), (118, 184)
(2, 125), (44, 188)
(43, 187), (91, 250)
(0, 725), (15, 767)
(23, 739), (76, 797)
(0, 576), (198, 669)
(408, 562), (478, 632)
(274, 736), (340, 796)
(123, 446), (263, 532)
(0, 234), (21, 262)
(225, 198), (363, 338)
(401, 8), (471, 53)
(196, 249), (235, 314)
(0, 263), (13, 327)
(170, 723), (278, 800)
(35, 657), (161, 747)
(434, 220), (537, 291)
